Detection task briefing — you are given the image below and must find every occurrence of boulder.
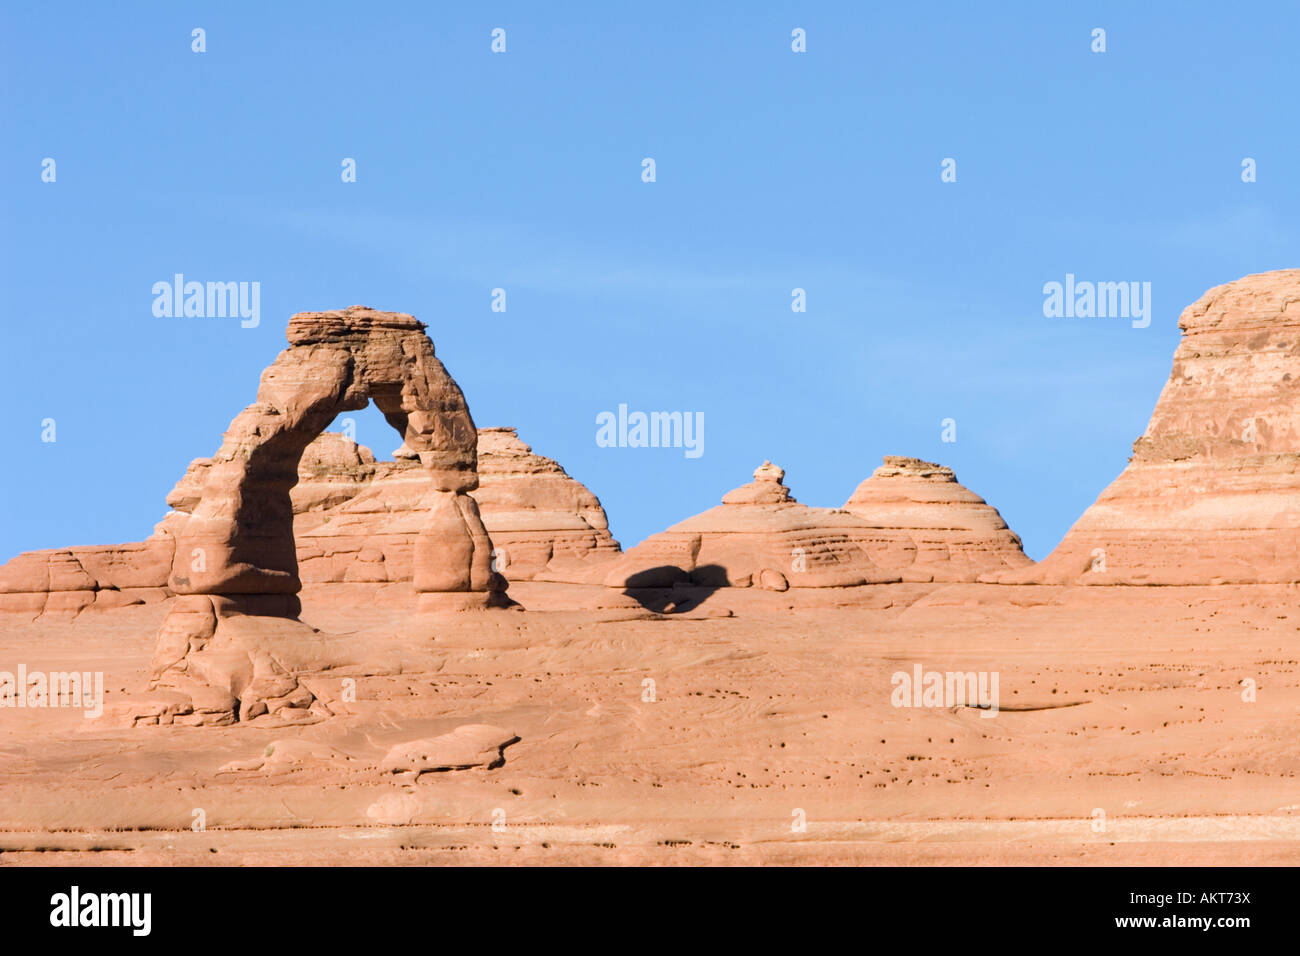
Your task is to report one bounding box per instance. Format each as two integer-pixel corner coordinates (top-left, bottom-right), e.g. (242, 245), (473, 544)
(378, 724), (520, 774)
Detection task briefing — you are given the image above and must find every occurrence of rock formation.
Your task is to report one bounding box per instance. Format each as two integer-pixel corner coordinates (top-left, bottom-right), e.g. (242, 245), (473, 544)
(15, 273), (1299, 631)
(471, 427), (621, 580)
(0, 425), (618, 618)
(165, 306), (501, 611)
(842, 456), (1032, 582)
(144, 306), (507, 724)
(996, 270), (1300, 585)
(378, 724), (520, 775)
(289, 426), (619, 584)
(0, 538), (174, 617)
(601, 461), (900, 591)
(213, 725), (519, 776)
(166, 427), (620, 586)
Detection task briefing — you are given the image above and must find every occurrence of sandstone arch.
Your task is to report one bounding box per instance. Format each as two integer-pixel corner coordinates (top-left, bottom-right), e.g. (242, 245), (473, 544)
(145, 307), (505, 723)
(168, 306), (503, 610)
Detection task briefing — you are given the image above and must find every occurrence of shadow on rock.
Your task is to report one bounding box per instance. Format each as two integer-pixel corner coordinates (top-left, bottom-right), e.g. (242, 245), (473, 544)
(623, 564), (726, 614)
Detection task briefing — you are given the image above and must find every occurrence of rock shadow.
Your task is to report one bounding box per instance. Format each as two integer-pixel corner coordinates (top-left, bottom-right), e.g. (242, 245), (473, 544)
(623, 564), (726, 614)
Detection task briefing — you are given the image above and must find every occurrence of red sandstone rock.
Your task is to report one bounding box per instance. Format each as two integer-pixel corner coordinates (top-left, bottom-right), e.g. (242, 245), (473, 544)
(218, 739), (362, 774)
(0, 538), (174, 618)
(996, 270), (1300, 585)
(141, 306), (509, 721)
(602, 462), (899, 591)
(378, 724), (520, 774)
(287, 428), (620, 587)
(468, 427), (621, 581)
(168, 306), (496, 604)
(842, 456), (1032, 582)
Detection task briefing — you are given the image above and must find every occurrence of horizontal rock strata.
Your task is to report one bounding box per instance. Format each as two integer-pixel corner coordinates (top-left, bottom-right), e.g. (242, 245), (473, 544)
(842, 456), (1032, 582)
(602, 462), (900, 591)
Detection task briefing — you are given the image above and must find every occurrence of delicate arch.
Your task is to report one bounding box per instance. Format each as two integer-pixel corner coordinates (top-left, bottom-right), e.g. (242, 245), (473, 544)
(168, 306), (501, 609)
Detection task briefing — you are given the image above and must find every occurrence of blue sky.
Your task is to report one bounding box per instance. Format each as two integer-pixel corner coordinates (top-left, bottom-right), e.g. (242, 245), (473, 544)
(2, 1), (1297, 561)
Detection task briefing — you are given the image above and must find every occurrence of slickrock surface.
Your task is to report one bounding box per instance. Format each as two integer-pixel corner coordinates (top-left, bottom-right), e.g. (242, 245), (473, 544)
(842, 456), (1032, 582)
(997, 270), (1300, 585)
(3, 585), (1299, 865)
(213, 725), (519, 776)
(601, 462), (899, 592)
(378, 724), (520, 775)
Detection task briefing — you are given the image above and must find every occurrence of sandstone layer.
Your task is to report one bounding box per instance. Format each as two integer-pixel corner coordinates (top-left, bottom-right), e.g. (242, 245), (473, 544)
(469, 427), (621, 581)
(0, 537), (174, 617)
(842, 456), (1032, 582)
(6, 582), (1298, 865)
(997, 270), (1300, 585)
